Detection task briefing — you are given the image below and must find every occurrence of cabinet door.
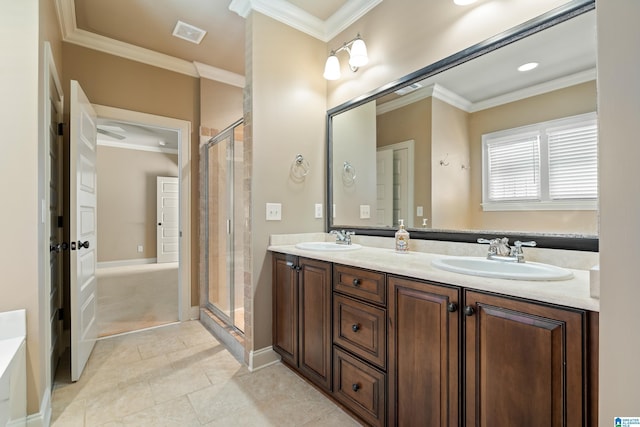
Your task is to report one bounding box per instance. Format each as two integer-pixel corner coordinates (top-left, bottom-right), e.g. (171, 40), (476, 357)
(388, 276), (460, 427)
(298, 257), (333, 391)
(464, 290), (585, 427)
(272, 253), (298, 367)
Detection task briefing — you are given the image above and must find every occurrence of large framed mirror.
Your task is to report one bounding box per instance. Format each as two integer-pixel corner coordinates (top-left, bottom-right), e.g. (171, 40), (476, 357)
(327, 0), (597, 251)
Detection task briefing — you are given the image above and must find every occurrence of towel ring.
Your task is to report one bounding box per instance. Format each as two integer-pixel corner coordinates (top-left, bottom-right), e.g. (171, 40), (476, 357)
(342, 161), (357, 185)
(290, 154), (310, 181)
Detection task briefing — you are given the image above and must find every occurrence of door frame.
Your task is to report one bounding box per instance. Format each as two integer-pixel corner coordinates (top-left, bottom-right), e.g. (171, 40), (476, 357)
(93, 104), (195, 321)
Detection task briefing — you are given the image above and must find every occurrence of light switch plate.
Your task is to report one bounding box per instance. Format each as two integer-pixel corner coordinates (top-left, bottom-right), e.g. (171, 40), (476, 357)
(315, 203), (323, 219)
(360, 204), (371, 219)
(266, 203), (282, 221)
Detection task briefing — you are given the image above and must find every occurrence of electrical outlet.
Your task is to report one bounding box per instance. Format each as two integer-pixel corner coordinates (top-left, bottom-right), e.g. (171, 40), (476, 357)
(314, 203), (323, 219)
(417, 206), (424, 217)
(137, 245), (143, 253)
(266, 203), (282, 221)
(360, 204), (371, 219)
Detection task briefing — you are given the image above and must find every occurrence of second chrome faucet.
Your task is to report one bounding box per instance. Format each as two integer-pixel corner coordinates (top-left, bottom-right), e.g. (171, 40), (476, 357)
(477, 237), (536, 263)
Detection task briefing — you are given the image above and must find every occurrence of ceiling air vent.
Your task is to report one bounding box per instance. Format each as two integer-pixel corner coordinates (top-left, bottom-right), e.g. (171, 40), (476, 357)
(172, 20), (207, 44)
(395, 82), (423, 96)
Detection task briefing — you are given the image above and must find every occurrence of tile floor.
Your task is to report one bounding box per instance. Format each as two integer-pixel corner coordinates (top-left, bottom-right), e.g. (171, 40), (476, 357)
(51, 321), (362, 426)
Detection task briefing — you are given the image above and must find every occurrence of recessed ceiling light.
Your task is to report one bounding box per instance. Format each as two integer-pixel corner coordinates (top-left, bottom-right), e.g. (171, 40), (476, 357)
(454, 0), (477, 5)
(518, 62), (539, 72)
(172, 20), (207, 44)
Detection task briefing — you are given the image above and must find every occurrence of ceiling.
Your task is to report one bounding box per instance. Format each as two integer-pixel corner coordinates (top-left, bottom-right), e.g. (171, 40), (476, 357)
(58, 0), (380, 150)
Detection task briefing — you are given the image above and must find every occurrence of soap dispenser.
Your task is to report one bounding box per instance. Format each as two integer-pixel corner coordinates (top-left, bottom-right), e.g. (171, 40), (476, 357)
(395, 219), (410, 253)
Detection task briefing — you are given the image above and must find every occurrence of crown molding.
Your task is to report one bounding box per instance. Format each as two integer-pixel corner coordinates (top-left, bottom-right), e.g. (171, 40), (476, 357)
(229, 0), (383, 42)
(55, 0), (245, 85)
(469, 68), (596, 112)
(376, 83), (471, 115)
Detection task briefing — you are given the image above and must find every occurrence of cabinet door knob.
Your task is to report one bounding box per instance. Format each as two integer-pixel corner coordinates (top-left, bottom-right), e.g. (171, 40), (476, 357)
(352, 383), (360, 392)
(447, 302), (458, 313)
(352, 278), (361, 287)
(464, 305), (475, 316)
(351, 324), (360, 332)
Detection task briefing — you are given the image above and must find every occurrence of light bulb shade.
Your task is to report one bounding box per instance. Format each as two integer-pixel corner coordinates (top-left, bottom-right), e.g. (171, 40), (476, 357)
(323, 54), (341, 80)
(348, 38), (368, 68)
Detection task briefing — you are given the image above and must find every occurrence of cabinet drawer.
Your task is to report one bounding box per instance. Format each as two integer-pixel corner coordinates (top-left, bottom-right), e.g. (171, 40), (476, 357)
(334, 264), (386, 306)
(333, 347), (386, 427)
(334, 294), (386, 369)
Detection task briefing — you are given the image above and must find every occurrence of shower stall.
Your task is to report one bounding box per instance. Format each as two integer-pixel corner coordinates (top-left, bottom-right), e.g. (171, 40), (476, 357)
(204, 119), (245, 333)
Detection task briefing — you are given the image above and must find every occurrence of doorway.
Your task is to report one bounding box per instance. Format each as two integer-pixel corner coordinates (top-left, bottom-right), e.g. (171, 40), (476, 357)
(204, 119), (245, 333)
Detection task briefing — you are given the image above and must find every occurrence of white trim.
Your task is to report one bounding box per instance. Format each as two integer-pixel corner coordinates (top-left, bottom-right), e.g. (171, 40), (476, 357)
(193, 62), (245, 88)
(229, 0), (383, 42)
(92, 105), (192, 323)
(25, 387), (50, 427)
(377, 83), (472, 115)
(376, 140), (415, 227)
(482, 200), (598, 211)
(53, 0), (246, 85)
(248, 347), (281, 372)
(470, 68), (597, 112)
(97, 139), (179, 155)
(97, 258), (158, 269)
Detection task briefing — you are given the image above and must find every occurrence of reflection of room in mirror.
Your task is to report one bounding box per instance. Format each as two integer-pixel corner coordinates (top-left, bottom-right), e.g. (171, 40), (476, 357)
(329, 8), (597, 237)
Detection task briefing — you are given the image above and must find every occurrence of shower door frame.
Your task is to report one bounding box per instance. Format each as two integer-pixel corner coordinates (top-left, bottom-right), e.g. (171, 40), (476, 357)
(204, 118), (244, 333)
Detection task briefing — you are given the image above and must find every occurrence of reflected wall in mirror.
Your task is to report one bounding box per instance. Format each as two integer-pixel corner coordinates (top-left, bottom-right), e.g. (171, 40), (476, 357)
(328, 2), (597, 239)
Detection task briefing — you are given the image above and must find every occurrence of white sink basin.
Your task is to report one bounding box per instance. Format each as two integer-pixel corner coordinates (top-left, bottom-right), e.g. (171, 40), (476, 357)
(431, 256), (573, 281)
(295, 242), (362, 252)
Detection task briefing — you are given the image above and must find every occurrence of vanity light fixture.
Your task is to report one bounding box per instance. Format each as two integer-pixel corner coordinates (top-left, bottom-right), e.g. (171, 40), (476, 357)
(518, 62), (539, 72)
(323, 34), (369, 80)
(453, 0), (478, 5)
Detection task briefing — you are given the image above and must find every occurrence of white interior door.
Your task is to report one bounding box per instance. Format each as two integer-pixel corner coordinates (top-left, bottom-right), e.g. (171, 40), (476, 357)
(376, 148), (394, 226)
(157, 176), (179, 263)
(70, 80), (98, 381)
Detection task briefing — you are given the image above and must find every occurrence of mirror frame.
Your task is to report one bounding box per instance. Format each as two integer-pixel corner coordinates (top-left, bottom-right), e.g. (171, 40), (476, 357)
(326, 0), (597, 252)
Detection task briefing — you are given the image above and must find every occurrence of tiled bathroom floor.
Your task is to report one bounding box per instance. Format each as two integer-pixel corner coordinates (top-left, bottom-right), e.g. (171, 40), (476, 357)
(51, 321), (362, 426)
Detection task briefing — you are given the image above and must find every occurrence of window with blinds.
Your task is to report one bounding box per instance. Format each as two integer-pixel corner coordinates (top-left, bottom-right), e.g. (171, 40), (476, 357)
(482, 112), (598, 211)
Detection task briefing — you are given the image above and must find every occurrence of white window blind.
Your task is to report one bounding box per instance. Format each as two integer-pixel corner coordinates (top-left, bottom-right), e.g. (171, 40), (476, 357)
(482, 112), (598, 211)
(487, 134), (540, 201)
(547, 121), (598, 200)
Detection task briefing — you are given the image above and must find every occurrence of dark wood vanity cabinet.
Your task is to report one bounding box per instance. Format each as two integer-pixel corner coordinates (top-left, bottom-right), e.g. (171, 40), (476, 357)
(272, 253), (332, 392)
(272, 253), (598, 426)
(387, 275), (461, 427)
(464, 290), (593, 427)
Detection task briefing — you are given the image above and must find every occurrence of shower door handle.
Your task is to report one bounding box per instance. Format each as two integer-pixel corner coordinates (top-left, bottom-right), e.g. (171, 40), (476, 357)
(227, 219), (232, 234)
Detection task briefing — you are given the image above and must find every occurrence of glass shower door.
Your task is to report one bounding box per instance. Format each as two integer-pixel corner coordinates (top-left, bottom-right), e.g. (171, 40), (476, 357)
(206, 119), (244, 332)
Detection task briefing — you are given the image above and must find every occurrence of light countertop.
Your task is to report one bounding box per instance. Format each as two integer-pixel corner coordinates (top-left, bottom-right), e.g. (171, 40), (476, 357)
(268, 242), (599, 312)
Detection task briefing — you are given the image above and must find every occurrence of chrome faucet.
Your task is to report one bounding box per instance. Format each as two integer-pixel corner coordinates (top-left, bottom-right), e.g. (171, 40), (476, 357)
(477, 237), (536, 263)
(330, 230), (355, 245)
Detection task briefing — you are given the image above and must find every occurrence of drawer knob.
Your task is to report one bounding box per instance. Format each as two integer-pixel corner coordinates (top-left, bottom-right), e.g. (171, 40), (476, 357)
(447, 302), (458, 313)
(464, 305), (475, 316)
(352, 278), (361, 287)
(351, 324), (360, 332)
(352, 383), (360, 392)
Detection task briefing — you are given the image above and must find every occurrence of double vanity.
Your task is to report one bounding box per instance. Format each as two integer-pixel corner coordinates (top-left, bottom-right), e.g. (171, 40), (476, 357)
(269, 234), (598, 426)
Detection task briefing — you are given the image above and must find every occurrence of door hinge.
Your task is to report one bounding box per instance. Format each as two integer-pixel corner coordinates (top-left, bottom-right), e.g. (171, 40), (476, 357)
(57, 216), (64, 228)
(58, 308), (64, 320)
(57, 123), (65, 136)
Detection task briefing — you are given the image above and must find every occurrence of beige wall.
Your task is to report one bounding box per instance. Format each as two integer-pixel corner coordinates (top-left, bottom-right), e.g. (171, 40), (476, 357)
(332, 101), (377, 226)
(62, 43), (201, 304)
(377, 98), (432, 226)
(468, 81), (598, 234)
(326, 0), (569, 108)
(96, 146), (178, 262)
(248, 12), (327, 352)
(599, 0), (640, 420)
(200, 78), (243, 135)
(431, 98), (471, 230)
(0, 0), (62, 417)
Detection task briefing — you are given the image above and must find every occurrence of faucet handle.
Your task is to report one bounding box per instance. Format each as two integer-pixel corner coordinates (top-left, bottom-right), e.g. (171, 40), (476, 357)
(477, 238), (493, 245)
(514, 240), (536, 249)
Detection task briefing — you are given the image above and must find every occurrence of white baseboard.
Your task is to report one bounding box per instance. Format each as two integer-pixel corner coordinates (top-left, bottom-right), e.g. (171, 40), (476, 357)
(249, 346), (280, 372)
(25, 387), (50, 427)
(97, 258), (157, 269)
